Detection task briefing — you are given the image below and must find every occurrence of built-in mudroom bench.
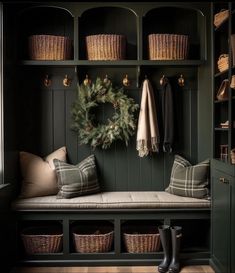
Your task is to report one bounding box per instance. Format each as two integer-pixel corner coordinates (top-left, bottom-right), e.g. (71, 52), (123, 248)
(12, 192), (210, 266)
(3, 1), (235, 273)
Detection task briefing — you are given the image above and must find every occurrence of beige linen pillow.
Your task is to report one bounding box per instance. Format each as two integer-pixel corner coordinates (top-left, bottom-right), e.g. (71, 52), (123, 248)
(19, 147), (67, 198)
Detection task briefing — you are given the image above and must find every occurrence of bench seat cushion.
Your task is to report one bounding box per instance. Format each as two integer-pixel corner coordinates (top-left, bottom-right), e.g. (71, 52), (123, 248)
(12, 191), (210, 210)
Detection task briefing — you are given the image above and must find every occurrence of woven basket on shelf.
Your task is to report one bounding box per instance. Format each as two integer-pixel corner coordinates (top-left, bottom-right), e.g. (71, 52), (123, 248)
(217, 54), (229, 72)
(28, 35), (72, 60)
(73, 226), (114, 253)
(231, 148), (235, 164)
(86, 34), (126, 60)
(123, 230), (160, 253)
(21, 226), (63, 255)
(148, 34), (189, 60)
(214, 9), (229, 28)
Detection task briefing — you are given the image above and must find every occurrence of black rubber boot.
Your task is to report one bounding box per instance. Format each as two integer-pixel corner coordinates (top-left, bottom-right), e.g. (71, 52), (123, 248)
(158, 225), (171, 273)
(168, 226), (182, 273)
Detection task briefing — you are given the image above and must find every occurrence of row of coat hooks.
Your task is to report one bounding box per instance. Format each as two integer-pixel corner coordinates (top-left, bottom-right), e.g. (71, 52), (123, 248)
(43, 74), (185, 87)
(43, 74), (132, 87)
(43, 74), (73, 87)
(144, 74), (185, 87)
(159, 74), (185, 87)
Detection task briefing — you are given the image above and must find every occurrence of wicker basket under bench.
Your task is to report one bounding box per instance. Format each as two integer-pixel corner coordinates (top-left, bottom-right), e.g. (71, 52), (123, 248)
(12, 191), (211, 266)
(21, 226), (63, 255)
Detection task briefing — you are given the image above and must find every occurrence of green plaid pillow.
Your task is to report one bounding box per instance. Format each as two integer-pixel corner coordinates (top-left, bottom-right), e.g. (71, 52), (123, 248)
(165, 155), (210, 199)
(53, 154), (100, 199)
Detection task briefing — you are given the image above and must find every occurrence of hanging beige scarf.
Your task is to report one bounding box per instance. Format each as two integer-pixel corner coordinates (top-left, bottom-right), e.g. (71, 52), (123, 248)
(136, 79), (160, 157)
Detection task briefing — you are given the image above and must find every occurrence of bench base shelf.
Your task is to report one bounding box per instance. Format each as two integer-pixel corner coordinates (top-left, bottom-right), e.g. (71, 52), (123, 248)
(14, 208), (211, 266)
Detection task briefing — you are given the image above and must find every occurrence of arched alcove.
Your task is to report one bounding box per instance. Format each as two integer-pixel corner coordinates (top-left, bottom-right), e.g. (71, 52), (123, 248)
(143, 7), (205, 60)
(79, 7), (137, 60)
(18, 6), (74, 59)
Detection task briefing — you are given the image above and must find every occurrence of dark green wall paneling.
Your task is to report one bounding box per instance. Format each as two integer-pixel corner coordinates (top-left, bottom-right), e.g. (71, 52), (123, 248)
(66, 89), (79, 164)
(3, 5), (21, 190)
(54, 89), (66, 149)
(2, 2), (212, 192)
(40, 88), (53, 155)
(198, 6), (212, 162)
(15, 65), (204, 192)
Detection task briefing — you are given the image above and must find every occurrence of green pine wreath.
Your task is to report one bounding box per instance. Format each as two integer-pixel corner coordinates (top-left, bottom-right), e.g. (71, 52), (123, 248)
(71, 77), (139, 149)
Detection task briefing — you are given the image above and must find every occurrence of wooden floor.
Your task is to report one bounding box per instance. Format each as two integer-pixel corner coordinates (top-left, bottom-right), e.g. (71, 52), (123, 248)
(13, 266), (214, 273)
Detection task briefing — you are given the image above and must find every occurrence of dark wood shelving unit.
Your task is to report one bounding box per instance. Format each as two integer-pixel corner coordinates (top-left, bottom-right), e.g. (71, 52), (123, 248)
(211, 3), (235, 273)
(214, 127), (229, 131)
(214, 70), (229, 78)
(214, 99), (229, 103)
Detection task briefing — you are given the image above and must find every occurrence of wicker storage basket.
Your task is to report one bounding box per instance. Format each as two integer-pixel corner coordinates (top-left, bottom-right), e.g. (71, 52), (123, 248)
(28, 35), (72, 60)
(73, 225), (114, 253)
(214, 9), (229, 28)
(148, 34), (189, 60)
(21, 226), (63, 255)
(231, 148), (235, 164)
(217, 54), (229, 72)
(86, 34), (126, 60)
(123, 229), (160, 253)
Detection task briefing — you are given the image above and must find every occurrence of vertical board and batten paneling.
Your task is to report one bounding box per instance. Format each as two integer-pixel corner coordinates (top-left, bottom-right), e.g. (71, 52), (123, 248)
(53, 89), (66, 149)
(16, 65), (199, 191)
(40, 88), (53, 156)
(66, 89), (79, 164)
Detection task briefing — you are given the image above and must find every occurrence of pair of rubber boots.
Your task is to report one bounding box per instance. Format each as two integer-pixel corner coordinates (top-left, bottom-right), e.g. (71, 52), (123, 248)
(158, 225), (182, 273)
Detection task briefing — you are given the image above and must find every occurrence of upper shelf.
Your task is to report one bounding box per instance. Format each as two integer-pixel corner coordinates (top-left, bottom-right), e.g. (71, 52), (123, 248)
(16, 5), (206, 63)
(214, 69), (228, 78)
(20, 60), (205, 66)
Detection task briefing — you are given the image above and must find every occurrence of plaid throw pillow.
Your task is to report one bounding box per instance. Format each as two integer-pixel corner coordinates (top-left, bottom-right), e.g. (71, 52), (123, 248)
(53, 154), (100, 199)
(165, 155), (210, 199)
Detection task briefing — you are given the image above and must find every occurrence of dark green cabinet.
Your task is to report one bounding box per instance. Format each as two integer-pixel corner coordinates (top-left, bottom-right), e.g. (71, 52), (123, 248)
(211, 160), (235, 273)
(231, 180), (235, 273)
(211, 167), (231, 273)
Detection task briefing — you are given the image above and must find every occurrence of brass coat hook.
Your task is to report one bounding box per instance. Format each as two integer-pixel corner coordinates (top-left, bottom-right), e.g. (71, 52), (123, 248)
(103, 74), (111, 85)
(178, 74), (185, 87)
(63, 74), (71, 87)
(83, 74), (91, 86)
(123, 74), (131, 87)
(43, 74), (52, 87)
(160, 75), (167, 85)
